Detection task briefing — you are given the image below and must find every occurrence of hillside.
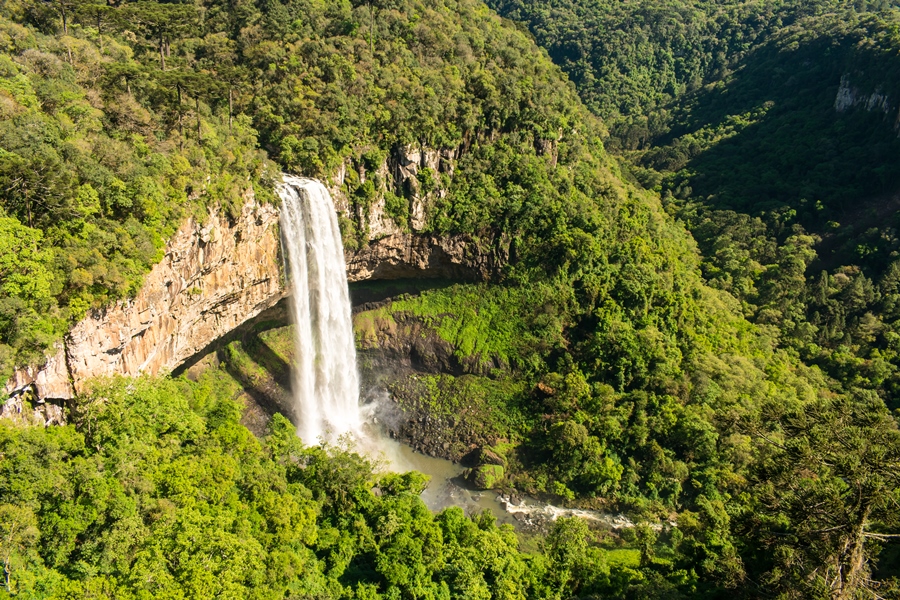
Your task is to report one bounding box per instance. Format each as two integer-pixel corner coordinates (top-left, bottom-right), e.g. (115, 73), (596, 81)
(0, 0), (898, 598)
(484, 0), (900, 407)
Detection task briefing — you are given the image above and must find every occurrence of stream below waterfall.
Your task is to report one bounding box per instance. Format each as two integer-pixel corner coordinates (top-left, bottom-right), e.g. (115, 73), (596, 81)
(368, 423), (641, 534)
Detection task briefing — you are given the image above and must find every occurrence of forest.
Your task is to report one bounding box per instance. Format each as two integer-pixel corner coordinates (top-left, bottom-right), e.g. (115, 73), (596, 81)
(0, 0), (899, 598)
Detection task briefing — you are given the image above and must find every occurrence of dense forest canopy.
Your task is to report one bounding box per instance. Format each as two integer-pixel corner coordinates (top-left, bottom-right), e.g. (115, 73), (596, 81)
(0, 0), (899, 598)
(2, 373), (626, 598)
(484, 0), (900, 409)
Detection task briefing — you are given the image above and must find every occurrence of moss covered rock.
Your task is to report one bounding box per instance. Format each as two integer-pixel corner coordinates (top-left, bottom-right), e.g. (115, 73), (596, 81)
(466, 464), (505, 489)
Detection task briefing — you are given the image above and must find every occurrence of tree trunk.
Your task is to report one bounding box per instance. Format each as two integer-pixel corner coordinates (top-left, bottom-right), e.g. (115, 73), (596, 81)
(832, 505), (872, 600)
(228, 87), (233, 131)
(177, 84), (183, 150)
(159, 33), (166, 70)
(196, 98), (202, 143)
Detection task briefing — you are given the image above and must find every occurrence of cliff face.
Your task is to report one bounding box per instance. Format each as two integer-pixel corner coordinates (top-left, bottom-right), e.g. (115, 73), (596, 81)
(64, 198), (286, 396)
(329, 144), (458, 240)
(4, 193), (286, 403)
(347, 232), (501, 281)
(3, 173), (500, 407)
(834, 73), (900, 130)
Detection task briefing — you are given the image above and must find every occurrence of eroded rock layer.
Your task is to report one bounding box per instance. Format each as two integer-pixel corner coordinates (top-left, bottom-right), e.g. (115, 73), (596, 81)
(5, 194), (285, 401)
(347, 233), (500, 282)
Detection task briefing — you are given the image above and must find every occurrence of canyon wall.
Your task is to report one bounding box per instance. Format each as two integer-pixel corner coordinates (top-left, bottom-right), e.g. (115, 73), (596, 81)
(2, 158), (503, 411)
(3, 193), (286, 408)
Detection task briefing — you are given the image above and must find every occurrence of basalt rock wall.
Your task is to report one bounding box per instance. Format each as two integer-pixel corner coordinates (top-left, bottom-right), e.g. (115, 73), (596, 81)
(3, 192), (286, 406)
(3, 183), (501, 409)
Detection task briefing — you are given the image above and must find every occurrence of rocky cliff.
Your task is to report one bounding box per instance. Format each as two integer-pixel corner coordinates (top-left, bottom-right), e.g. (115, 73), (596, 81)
(2, 171), (501, 411)
(3, 193), (286, 409)
(347, 232), (500, 282)
(834, 73), (900, 130)
(329, 144), (459, 241)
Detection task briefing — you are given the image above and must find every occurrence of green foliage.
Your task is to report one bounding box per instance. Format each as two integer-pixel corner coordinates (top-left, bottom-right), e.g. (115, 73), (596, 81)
(485, 0), (897, 127)
(0, 8), (272, 368)
(438, 3), (900, 591)
(379, 283), (566, 372)
(367, 220), (898, 594)
(485, 0), (900, 400)
(466, 464), (504, 490)
(0, 373), (644, 599)
(1, 0), (899, 595)
(738, 392), (900, 597)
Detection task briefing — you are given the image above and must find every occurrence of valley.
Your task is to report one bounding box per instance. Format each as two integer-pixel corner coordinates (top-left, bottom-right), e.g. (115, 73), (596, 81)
(1, 0), (899, 598)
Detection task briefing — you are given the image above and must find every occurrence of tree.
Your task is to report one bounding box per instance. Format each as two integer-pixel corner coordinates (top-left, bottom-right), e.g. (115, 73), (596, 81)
(0, 217), (53, 308)
(74, 0), (118, 50)
(121, 2), (198, 70)
(743, 392), (900, 598)
(0, 147), (72, 228)
(0, 504), (39, 594)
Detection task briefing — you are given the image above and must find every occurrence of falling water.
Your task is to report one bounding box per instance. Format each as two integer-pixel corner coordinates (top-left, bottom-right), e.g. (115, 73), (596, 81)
(277, 175), (362, 445)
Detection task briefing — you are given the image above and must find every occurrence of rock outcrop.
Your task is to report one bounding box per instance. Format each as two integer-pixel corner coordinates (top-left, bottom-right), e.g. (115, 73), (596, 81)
(3, 179), (500, 407)
(347, 233), (501, 282)
(834, 73), (897, 126)
(0, 393), (65, 427)
(64, 198), (285, 396)
(329, 144), (459, 238)
(4, 193), (286, 402)
(464, 464), (505, 490)
(2, 343), (71, 399)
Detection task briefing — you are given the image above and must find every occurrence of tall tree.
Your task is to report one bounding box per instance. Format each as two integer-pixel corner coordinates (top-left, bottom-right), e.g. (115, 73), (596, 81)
(742, 393), (900, 598)
(121, 2), (198, 70)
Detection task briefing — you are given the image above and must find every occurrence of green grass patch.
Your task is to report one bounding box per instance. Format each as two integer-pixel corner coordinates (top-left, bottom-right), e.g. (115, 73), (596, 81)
(376, 282), (565, 372)
(258, 325), (294, 364)
(605, 548), (641, 568)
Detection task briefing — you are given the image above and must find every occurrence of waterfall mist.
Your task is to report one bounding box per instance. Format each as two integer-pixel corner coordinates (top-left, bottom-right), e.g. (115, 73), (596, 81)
(277, 175), (362, 445)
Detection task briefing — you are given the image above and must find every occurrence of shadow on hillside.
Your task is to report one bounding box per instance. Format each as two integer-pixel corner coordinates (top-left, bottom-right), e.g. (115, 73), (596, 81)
(644, 21), (900, 271)
(172, 277), (472, 433)
(217, 331), (292, 423)
(349, 277), (459, 312)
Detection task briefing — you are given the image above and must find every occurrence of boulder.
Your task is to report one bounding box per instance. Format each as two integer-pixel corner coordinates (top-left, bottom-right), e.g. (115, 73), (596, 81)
(465, 464), (505, 490)
(462, 446), (506, 468)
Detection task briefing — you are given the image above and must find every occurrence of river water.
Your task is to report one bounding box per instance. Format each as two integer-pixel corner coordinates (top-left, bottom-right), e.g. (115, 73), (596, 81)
(365, 425), (639, 532)
(376, 435), (522, 526)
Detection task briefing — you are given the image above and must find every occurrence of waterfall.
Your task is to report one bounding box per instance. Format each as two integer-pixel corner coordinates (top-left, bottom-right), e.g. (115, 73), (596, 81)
(277, 175), (361, 445)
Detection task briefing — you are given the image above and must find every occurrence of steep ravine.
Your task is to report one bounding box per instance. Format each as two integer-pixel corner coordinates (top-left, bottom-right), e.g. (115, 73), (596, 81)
(186, 298), (513, 464)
